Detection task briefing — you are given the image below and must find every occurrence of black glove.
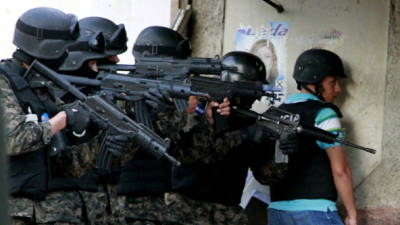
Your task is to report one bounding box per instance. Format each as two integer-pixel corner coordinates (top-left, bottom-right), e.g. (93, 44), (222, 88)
(241, 122), (274, 144)
(279, 131), (298, 155)
(65, 103), (91, 133)
(104, 133), (130, 157)
(144, 87), (172, 114)
(89, 114), (108, 130)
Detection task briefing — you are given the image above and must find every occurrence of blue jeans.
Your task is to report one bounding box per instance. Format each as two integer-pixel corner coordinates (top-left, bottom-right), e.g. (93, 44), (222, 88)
(268, 208), (344, 225)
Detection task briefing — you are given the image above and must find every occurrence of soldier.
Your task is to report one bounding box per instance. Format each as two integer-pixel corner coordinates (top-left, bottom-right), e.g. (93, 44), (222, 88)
(1, 7), (101, 224)
(162, 51), (280, 225)
(116, 26), (284, 225)
(56, 16), (131, 225)
(58, 16), (127, 77)
(113, 26), (195, 225)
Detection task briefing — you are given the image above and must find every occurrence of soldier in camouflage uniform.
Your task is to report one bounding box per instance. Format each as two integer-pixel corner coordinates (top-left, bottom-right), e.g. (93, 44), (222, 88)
(112, 26), (277, 225)
(2, 7), (104, 225)
(155, 52), (287, 225)
(56, 16), (131, 225)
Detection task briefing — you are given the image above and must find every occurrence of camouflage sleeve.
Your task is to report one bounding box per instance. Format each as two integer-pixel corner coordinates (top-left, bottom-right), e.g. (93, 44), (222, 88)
(51, 136), (100, 178)
(0, 74), (53, 156)
(51, 132), (139, 178)
(154, 108), (188, 145)
(156, 109), (245, 165)
(250, 139), (288, 185)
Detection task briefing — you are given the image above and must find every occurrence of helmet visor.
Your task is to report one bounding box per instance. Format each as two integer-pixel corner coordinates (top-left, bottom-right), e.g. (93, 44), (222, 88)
(108, 24), (128, 50)
(69, 31), (105, 53)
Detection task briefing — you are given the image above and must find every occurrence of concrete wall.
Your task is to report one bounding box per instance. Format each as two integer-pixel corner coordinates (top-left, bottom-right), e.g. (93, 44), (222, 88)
(188, 0), (225, 57)
(352, 0), (400, 223)
(224, 0), (387, 187)
(0, 0), (171, 64)
(222, 0), (396, 223)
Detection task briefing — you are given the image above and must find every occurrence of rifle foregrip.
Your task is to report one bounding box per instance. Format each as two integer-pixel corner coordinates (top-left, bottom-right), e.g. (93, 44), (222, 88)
(302, 127), (376, 154)
(212, 107), (229, 135)
(300, 126), (336, 144)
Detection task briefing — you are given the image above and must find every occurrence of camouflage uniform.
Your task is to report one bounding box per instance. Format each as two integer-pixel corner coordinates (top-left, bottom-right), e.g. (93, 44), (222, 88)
(52, 137), (106, 225)
(0, 73), (53, 157)
(251, 147), (289, 186)
(163, 192), (248, 225)
(115, 192), (247, 225)
(1, 70), (94, 225)
(167, 111), (245, 165)
(112, 106), (186, 225)
(165, 112), (250, 225)
(77, 144), (139, 225)
(115, 106), (250, 225)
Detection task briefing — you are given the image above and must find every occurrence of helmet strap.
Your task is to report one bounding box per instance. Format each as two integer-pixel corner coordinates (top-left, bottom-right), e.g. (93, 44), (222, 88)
(301, 83), (325, 101)
(315, 83), (325, 101)
(13, 49), (34, 65)
(13, 49), (68, 71)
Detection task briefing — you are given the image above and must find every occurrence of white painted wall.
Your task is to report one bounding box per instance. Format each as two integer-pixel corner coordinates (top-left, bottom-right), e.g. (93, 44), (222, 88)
(0, 0), (171, 64)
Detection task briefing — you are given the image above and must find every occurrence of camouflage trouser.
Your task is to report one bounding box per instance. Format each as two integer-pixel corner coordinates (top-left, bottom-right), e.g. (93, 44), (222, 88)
(114, 192), (248, 225)
(79, 185), (113, 225)
(11, 217), (78, 225)
(11, 217), (33, 225)
(164, 192), (248, 225)
(9, 191), (84, 225)
(112, 194), (172, 225)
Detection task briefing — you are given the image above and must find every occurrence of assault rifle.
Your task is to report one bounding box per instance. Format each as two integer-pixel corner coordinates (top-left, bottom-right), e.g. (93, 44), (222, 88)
(97, 55), (234, 113)
(26, 60), (180, 169)
(233, 106), (376, 154)
(32, 72), (275, 134)
(98, 56), (237, 80)
(34, 72), (210, 130)
(189, 76), (276, 134)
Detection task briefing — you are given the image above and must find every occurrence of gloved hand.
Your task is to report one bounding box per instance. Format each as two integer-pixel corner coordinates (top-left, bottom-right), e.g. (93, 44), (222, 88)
(104, 133), (130, 157)
(65, 103), (91, 133)
(241, 122), (275, 144)
(144, 87), (172, 114)
(279, 131), (298, 155)
(89, 114), (108, 130)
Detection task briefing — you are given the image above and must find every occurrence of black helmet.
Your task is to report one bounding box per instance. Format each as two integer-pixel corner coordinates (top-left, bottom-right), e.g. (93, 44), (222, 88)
(13, 7), (79, 60)
(293, 48), (346, 85)
(79, 17), (128, 55)
(133, 26), (191, 59)
(221, 51), (267, 84)
(59, 16), (128, 71)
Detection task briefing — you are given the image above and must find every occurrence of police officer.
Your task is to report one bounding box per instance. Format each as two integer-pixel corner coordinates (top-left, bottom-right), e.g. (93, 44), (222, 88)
(1, 7), (100, 224)
(56, 16), (130, 225)
(267, 49), (357, 225)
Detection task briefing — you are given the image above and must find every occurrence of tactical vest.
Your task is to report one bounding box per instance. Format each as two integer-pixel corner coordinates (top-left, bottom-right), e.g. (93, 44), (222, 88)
(171, 142), (253, 206)
(271, 100), (342, 202)
(0, 60), (100, 199)
(0, 60), (49, 200)
(116, 150), (172, 196)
